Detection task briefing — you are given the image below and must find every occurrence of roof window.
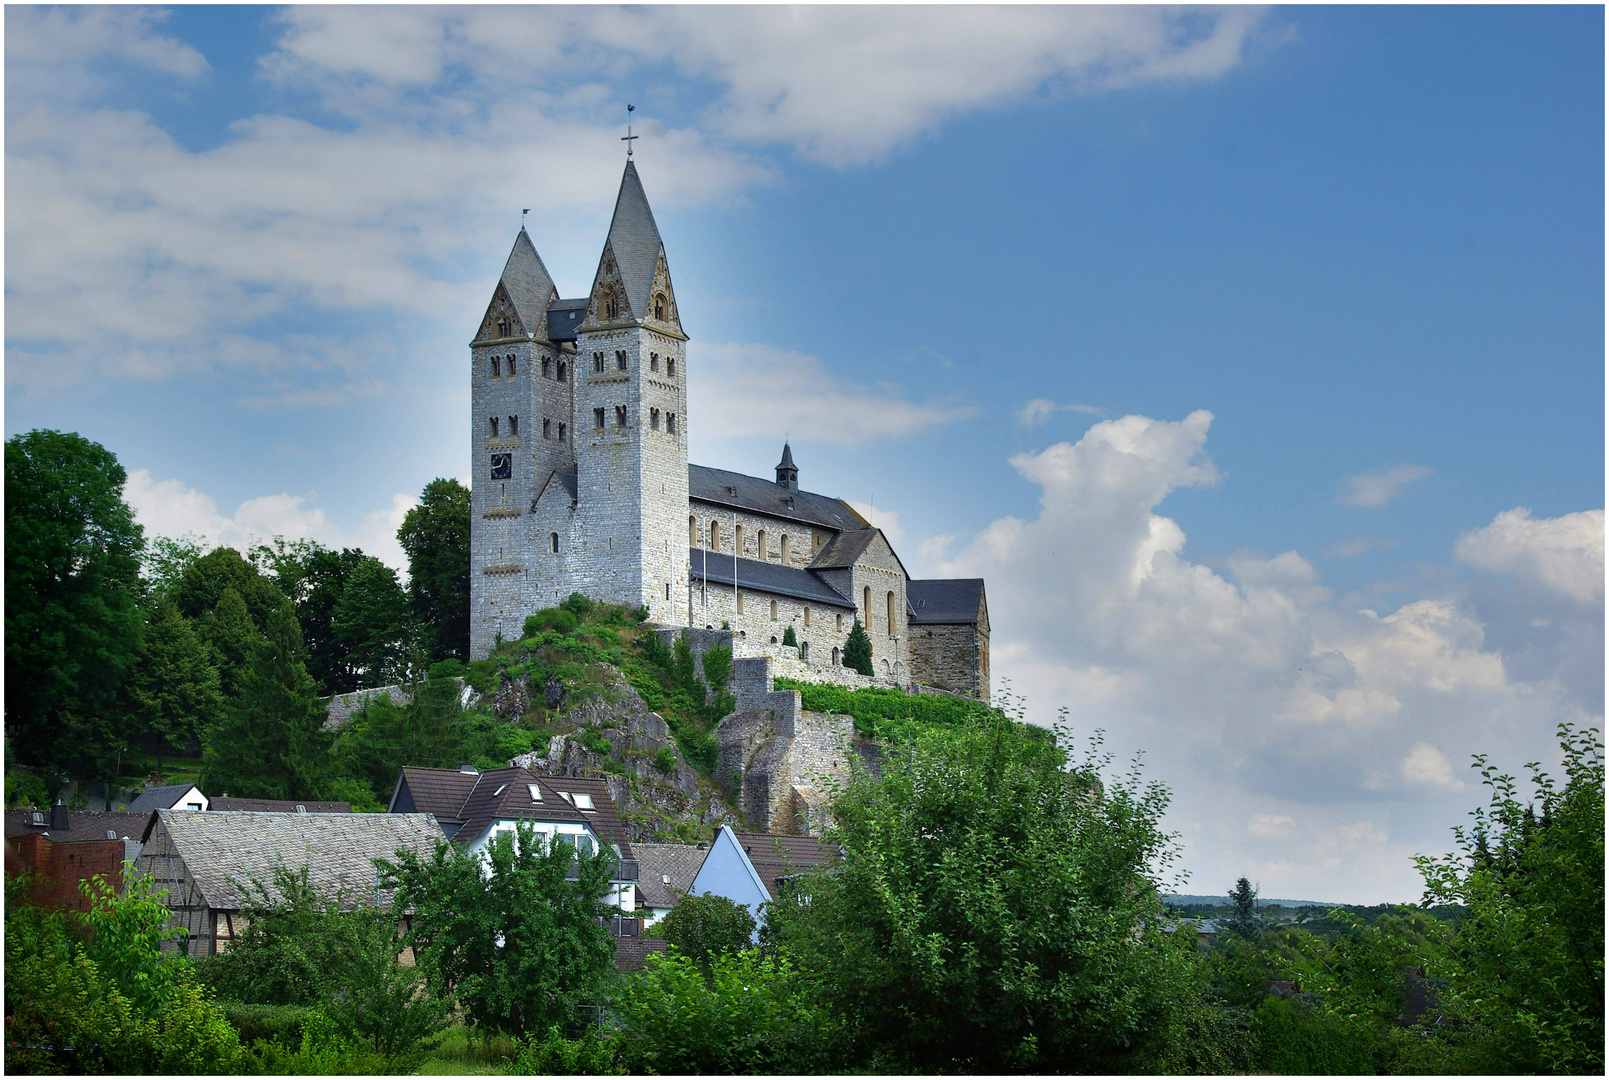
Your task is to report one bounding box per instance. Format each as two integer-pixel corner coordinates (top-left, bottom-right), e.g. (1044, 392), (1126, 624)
(106, 830), (117, 840)
(527, 784), (543, 802)
(727, 485), (737, 497)
(493, 784), (508, 797)
(572, 793), (595, 810)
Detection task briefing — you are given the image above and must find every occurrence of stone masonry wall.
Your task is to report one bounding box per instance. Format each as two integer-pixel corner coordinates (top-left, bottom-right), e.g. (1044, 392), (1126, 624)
(905, 623), (988, 700)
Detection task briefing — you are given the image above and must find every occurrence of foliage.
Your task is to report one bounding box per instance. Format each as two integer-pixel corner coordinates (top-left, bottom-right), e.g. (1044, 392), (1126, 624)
(509, 1024), (622, 1075)
(381, 824), (618, 1038)
(333, 673), (463, 801)
(525, 607), (578, 636)
(4, 871), (244, 1075)
(615, 949), (839, 1074)
(1408, 722), (1604, 1074)
(1250, 995), (1376, 1075)
(656, 893), (757, 974)
(769, 719), (1204, 1072)
(5, 429), (147, 779)
(781, 623), (798, 647)
(142, 534), (206, 598)
(1227, 876), (1262, 938)
(697, 645), (734, 722)
(397, 477), (472, 663)
(563, 591), (595, 616)
(171, 545), (292, 635)
(236, 1008), (394, 1075)
(253, 540), (373, 694)
(201, 586), (264, 700)
(128, 597), (223, 760)
(776, 677), (1008, 740)
(333, 556), (426, 687)
(201, 604), (334, 800)
(840, 617), (873, 676)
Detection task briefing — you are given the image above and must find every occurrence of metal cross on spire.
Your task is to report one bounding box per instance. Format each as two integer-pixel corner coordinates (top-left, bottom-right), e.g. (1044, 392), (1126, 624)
(622, 104), (638, 157)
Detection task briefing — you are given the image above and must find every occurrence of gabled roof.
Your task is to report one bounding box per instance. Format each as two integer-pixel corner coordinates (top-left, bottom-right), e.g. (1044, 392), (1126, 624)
(495, 229), (558, 339)
(550, 778), (633, 858)
(633, 841), (709, 909)
(690, 825), (772, 909)
(809, 527), (911, 582)
(209, 797), (351, 814)
(689, 548), (855, 609)
(689, 463), (866, 533)
(4, 810), (148, 844)
(731, 832), (838, 900)
(393, 767), (616, 852)
(141, 810), (443, 912)
(603, 160), (665, 319)
(907, 578), (986, 625)
(126, 784), (204, 813)
(451, 767), (590, 847)
(391, 767), (479, 825)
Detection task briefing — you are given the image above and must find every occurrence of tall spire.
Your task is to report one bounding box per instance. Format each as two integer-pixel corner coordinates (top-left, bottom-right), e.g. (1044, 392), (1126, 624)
(602, 160), (666, 319)
(477, 228), (558, 341)
(775, 442), (798, 491)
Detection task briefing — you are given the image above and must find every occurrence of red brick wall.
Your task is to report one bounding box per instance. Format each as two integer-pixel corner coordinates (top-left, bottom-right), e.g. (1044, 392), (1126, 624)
(5, 835), (126, 912)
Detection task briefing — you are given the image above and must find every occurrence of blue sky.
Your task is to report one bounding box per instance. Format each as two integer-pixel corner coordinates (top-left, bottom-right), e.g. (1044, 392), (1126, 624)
(6, 6), (1602, 902)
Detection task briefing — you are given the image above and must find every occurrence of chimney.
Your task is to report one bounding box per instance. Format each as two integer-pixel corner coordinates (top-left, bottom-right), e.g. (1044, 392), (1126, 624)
(50, 796), (69, 831)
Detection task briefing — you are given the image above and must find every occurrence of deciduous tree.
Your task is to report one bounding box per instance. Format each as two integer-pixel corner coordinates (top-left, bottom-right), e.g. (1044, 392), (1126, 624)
(397, 478), (471, 662)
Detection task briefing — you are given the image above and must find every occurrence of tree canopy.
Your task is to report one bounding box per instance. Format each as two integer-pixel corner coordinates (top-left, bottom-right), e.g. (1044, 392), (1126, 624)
(397, 478), (471, 663)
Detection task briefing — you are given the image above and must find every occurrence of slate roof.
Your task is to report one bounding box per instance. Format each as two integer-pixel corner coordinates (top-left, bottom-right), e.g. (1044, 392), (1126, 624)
(689, 464), (866, 533)
(633, 842), (709, 909)
(390, 767), (479, 827)
(689, 548), (855, 609)
(5, 810), (149, 844)
(142, 810), (443, 912)
(808, 528), (880, 570)
(614, 936), (670, 973)
(208, 797), (352, 813)
(907, 578), (986, 625)
(603, 161), (666, 319)
(126, 784), (203, 813)
(496, 229), (557, 339)
(545, 298), (587, 343)
(731, 832), (838, 901)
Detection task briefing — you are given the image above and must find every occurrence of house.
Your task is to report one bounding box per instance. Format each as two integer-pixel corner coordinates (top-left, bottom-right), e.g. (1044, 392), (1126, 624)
(633, 840), (709, 926)
(388, 765), (639, 912)
(134, 809), (442, 956)
(209, 796), (352, 813)
(684, 826), (838, 924)
(124, 783), (208, 813)
(4, 803), (149, 911)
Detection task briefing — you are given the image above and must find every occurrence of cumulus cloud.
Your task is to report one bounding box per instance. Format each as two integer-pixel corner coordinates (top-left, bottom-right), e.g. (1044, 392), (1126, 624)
(933, 410), (1599, 900)
(692, 342), (973, 447)
(1019, 398), (1106, 427)
(1337, 465), (1432, 508)
(847, 502), (905, 547)
(1455, 507), (1604, 605)
(124, 469), (415, 572)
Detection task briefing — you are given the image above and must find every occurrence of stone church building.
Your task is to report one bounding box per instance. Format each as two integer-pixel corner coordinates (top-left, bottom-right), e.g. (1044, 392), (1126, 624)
(469, 160), (989, 700)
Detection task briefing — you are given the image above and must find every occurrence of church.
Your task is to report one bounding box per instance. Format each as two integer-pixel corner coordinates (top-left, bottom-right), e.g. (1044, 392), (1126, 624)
(468, 158), (990, 700)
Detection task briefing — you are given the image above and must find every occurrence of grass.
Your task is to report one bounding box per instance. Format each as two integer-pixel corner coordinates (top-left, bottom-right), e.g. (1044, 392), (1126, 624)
(413, 1025), (517, 1075)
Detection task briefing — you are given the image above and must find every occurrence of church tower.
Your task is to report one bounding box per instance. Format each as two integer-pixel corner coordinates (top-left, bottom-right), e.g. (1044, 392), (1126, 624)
(571, 160), (689, 625)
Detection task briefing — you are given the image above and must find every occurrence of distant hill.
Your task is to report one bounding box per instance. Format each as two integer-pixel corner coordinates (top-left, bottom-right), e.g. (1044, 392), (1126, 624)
(1165, 893), (1336, 909)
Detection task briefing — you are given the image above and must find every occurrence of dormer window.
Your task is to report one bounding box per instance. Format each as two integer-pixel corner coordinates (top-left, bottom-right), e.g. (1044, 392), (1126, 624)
(527, 784), (543, 802)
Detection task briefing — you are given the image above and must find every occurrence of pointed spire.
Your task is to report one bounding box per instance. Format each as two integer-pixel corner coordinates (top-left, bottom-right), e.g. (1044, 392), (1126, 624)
(497, 228), (558, 338)
(602, 160), (665, 319)
(775, 442), (799, 491)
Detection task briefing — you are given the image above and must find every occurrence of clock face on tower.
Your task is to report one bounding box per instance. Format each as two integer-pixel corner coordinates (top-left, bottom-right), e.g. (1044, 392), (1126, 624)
(489, 453), (512, 480)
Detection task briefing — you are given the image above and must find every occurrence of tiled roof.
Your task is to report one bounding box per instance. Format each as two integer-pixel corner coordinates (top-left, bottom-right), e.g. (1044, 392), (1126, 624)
(614, 936), (670, 973)
(907, 578), (986, 625)
(732, 832), (838, 901)
(142, 810), (443, 912)
(549, 778), (634, 858)
(603, 161), (666, 320)
(125, 784), (202, 813)
(454, 768), (590, 848)
(391, 767), (479, 823)
(689, 547), (855, 608)
(4, 810), (149, 844)
(209, 797), (352, 814)
(689, 464), (866, 533)
(633, 842), (709, 909)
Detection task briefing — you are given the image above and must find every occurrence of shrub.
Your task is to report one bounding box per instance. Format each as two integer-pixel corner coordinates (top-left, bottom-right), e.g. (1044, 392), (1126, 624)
(1250, 996), (1376, 1075)
(562, 592), (595, 616)
(524, 608), (578, 637)
(510, 1024), (621, 1075)
(428, 658), (466, 680)
(578, 728), (613, 756)
(654, 747), (678, 772)
(658, 893), (757, 973)
(841, 618), (873, 676)
(781, 625), (798, 647)
(225, 1002), (314, 1047)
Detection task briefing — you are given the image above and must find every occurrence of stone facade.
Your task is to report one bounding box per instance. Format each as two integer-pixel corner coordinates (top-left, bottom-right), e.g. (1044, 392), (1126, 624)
(469, 160), (990, 700)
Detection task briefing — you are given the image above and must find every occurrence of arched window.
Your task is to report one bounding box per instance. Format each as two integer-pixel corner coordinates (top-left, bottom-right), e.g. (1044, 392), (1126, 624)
(489, 417), (499, 436)
(491, 356), (501, 376)
(757, 530), (767, 560)
(497, 318), (511, 337)
(558, 422), (567, 443)
(800, 641), (808, 660)
(654, 294), (666, 321)
(542, 357), (552, 378)
(734, 524), (744, 557)
(887, 592), (896, 637)
(770, 599), (778, 620)
(557, 360), (567, 381)
(550, 533), (560, 553)
(836, 613), (843, 632)
(770, 636), (777, 645)
(736, 591), (744, 614)
(780, 534), (790, 564)
(832, 646), (841, 665)
(689, 516), (698, 546)
(507, 354), (516, 375)
(863, 586), (872, 630)
(709, 521), (720, 550)
(803, 606), (810, 627)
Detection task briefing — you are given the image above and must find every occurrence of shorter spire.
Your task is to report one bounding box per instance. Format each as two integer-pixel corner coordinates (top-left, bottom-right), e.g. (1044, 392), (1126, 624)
(775, 442), (799, 491)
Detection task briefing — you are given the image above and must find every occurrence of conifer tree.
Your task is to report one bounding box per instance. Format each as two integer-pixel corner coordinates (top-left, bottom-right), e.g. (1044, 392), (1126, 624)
(201, 605), (332, 800)
(781, 625), (798, 648)
(198, 587), (260, 700)
(130, 598), (223, 778)
(842, 618), (874, 676)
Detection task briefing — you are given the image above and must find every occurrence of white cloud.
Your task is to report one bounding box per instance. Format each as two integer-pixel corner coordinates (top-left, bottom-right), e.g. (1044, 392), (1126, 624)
(1019, 398), (1106, 427)
(847, 502), (905, 547)
(1337, 464), (1432, 508)
(1247, 813), (1295, 838)
(4, 7), (208, 101)
(932, 410), (1599, 900)
(123, 469), (414, 572)
(1455, 507), (1604, 605)
(691, 342), (973, 447)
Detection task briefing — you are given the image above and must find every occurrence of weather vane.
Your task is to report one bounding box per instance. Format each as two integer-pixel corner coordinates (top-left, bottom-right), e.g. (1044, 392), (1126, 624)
(521, 208), (530, 231)
(622, 104), (638, 158)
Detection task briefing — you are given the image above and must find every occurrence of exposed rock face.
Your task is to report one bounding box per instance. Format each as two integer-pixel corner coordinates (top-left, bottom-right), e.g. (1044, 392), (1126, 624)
(511, 676), (739, 841)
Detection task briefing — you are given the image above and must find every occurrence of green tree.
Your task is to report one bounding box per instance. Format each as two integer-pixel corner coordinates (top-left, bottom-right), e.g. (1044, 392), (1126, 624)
(128, 598), (224, 777)
(380, 823), (617, 1038)
(770, 719), (1203, 1072)
(397, 478), (471, 663)
(841, 617), (873, 677)
(657, 893), (757, 974)
(1410, 722), (1604, 1074)
(254, 539), (373, 694)
(5, 430), (146, 779)
(198, 586), (263, 700)
(142, 534), (206, 598)
(1227, 876), (1262, 938)
(781, 624), (797, 648)
(616, 949), (838, 1074)
(333, 557), (424, 687)
(170, 545), (290, 632)
(333, 673), (463, 802)
(200, 605), (332, 800)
